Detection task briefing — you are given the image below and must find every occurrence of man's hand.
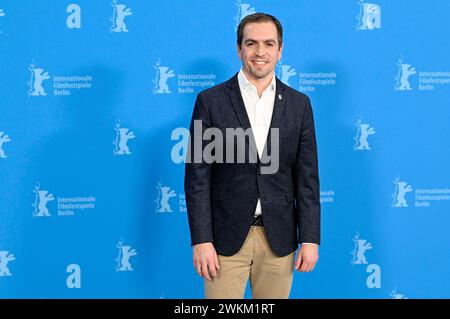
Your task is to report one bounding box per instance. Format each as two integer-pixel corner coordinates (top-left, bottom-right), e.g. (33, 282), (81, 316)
(193, 242), (220, 281)
(295, 243), (319, 272)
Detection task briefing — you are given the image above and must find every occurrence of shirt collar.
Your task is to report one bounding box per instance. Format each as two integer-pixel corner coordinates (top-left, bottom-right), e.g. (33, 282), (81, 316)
(238, 68), (276, 95)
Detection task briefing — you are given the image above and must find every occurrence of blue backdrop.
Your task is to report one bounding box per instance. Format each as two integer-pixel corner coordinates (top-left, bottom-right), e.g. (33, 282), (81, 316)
(1, 0), (449, 299)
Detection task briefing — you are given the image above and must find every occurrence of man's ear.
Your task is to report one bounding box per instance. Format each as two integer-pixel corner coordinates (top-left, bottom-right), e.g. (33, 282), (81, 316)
(277, 43), (283, 61)
(237, 44), (242, 60)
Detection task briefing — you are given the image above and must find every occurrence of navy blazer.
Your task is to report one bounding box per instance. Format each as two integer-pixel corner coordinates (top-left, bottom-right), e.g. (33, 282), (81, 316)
(185, 73), (320, 257)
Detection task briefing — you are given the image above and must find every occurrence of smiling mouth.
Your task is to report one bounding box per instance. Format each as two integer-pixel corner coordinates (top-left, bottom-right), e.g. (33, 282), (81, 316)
(252, 61), (268, 65)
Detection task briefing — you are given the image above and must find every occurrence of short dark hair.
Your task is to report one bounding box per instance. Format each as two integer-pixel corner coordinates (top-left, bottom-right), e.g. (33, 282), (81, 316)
(237, 13), (283, 49)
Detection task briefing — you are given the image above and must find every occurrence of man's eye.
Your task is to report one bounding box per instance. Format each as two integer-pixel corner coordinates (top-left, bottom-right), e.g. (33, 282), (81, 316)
(266, 43), (274, 46)
(247, 43), (253, 46)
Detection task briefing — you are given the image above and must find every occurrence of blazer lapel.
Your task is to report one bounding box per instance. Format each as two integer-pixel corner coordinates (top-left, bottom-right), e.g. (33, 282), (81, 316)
(226, 74), (287, 164)
(261, 77), (286, 163)
(226, 74), (259, 163)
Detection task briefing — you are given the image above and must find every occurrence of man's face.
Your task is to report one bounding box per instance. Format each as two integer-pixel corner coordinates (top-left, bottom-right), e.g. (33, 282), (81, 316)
(238, 21), (283, 82)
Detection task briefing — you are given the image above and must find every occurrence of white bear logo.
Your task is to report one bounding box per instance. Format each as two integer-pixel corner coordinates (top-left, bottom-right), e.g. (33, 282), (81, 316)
(235, 1), (256, 29)
(28, 64), (50, 96)
(279, 64), (297, 87)
(156, 183), (176, 213)
(392, 178), (413, 207)
(110, 2), (132, 33)
(351, 232), (373, 265)
(356, 1), (381, 30)
(395, 56), (417, 91)
(0, 251), (15, 276)
(397, 64), (416, 91)
(153, 61), (175, 94)
(116, 240), (137, 272)
(113, 121), (135, 155)
(33, 184), (55, 217)
(354, 120), (376, 150)
(0, 131), (11, 158)
(0, 9), (5, 34)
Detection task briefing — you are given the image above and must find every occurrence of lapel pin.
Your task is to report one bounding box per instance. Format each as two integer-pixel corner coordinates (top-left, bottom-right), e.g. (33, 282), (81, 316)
(278, 94), (282, 100)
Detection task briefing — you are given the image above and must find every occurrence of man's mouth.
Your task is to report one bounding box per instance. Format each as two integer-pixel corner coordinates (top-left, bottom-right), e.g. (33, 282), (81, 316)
(252, 60), (268, 65)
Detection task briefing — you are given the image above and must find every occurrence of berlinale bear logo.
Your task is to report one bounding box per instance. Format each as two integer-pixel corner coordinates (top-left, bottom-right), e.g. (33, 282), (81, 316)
(356, 1), (381, 30)
(153, 59), (175, 94)
(395, 56), (417, 91)
(113, 120), (135, 156)
(0, 251), (15, 276)
(115, 239), (137, 272)
(354, 118), (376, 151)
(28, 63), (50, 96)
(0, 131), (11, 158)
(32, 183), (55, 217)
(110, 1), (132, 33)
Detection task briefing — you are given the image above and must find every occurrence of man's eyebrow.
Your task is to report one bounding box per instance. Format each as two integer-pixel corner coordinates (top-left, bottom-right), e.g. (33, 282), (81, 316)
(244, 38), (277, 43)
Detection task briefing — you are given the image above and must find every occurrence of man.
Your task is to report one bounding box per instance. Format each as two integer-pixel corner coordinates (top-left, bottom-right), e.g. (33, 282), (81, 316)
(185, 13), (320, 299)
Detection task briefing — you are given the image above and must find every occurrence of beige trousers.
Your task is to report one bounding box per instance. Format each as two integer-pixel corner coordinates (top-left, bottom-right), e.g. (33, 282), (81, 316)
(205, 226), (295, 299)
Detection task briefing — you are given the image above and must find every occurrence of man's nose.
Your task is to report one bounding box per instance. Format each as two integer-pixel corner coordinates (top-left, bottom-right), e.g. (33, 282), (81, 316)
(255, 43), (264, 56)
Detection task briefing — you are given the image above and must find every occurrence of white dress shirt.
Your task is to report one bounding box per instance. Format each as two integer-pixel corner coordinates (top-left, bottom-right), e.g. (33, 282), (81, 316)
(237, 69), (315, 246)
(237, 68), (276, 217)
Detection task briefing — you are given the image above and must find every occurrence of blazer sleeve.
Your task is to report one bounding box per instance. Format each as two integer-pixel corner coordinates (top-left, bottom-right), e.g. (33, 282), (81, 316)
(294, 96), (321, 245)
(184, 93), (214, 246)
